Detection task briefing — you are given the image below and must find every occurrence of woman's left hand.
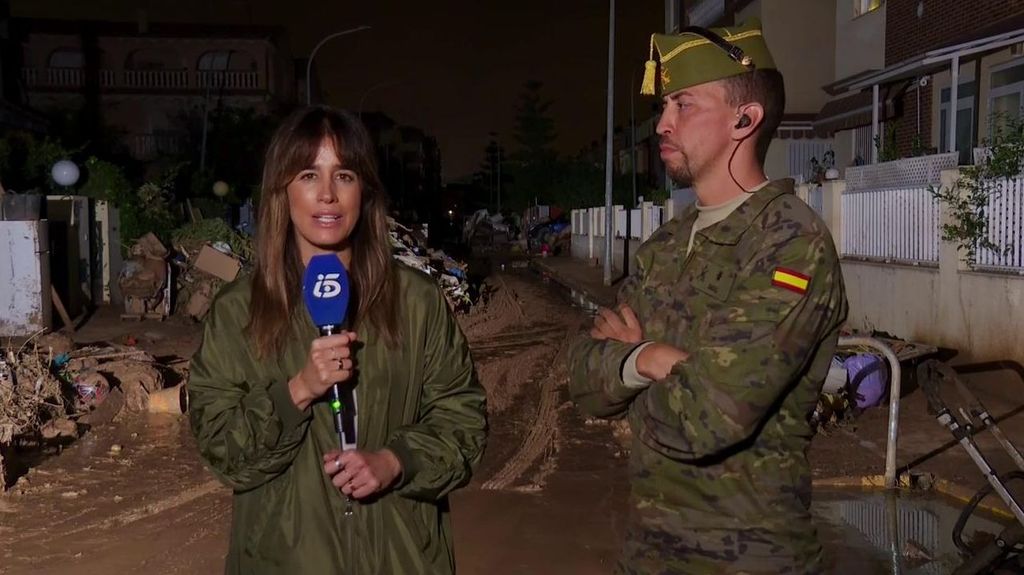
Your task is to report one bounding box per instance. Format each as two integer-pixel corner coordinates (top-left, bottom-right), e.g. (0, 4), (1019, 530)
(322, 449), (403, 499)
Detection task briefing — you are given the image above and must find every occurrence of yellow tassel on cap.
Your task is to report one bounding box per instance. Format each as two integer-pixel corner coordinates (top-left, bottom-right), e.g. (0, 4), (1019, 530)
(640, 35), (657, 95)
(641, 60), (657, 95)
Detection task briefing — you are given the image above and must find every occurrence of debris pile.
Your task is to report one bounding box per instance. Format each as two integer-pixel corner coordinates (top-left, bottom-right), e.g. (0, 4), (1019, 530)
(526, 216), (571, 255)
(389, 218), (478, 312)
(118, 216), (479, 323)
(119, 232), (172, 320)
(170, 219), (251, 322)
(0, 335), (187, 488)
(463, 210), (518, 250)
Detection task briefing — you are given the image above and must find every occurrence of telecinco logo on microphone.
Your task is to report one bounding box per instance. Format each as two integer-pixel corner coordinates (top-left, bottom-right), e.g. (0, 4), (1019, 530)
(313, 273), (343, 298)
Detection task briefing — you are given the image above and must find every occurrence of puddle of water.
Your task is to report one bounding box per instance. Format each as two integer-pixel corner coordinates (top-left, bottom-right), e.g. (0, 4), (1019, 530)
(814, 488), (1014, 574)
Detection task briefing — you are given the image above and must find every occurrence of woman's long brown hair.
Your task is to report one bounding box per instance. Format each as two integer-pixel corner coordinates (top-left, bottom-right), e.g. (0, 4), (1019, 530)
(247, 106), (400, 359)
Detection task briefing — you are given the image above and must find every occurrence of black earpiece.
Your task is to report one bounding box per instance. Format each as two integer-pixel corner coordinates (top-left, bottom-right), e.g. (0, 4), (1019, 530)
(735, 115), (752, 129)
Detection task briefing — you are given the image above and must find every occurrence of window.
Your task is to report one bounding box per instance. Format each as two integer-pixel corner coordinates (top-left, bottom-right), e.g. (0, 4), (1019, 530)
(198, 51), (233, 71)
(939, 82), (976, 165)
(48, 48), (83, 68)
(853, 0), (883, 17)
(990, 59), (1024, 129)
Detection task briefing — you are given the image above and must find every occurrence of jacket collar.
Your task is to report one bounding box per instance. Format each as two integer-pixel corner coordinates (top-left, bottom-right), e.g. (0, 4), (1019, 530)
(697, 178), (796, 245)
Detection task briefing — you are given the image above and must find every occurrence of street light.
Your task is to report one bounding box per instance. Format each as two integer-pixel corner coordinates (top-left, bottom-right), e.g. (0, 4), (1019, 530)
(603, 0), (615, 286)
(306, 25), (371, 106)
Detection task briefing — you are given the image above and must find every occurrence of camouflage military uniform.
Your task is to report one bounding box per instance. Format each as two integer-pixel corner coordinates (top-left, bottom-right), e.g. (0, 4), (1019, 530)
(568, 180), (848, 574)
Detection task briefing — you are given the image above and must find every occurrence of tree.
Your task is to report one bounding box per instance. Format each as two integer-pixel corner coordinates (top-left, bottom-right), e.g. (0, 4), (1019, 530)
(504, 81), (559, 211)
(511, 80), (557, 166)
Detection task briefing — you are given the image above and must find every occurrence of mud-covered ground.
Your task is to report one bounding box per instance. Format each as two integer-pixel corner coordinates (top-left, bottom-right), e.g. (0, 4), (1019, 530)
(1, 267), (1022, 574)
(0, 271), (631, 574)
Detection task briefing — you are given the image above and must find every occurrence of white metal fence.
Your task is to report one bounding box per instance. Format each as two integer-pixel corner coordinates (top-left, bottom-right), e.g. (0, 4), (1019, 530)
(572, 204), (665, 242)
(838, 155), (957, 265)
(976, 177), (1024, 272)
(569, 155), (1021, 274)
(842, 186), (941, 264)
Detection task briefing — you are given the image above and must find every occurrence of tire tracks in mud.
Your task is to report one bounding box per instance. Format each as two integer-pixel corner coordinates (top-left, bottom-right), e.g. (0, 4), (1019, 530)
(478, 319), (579, 492)
(464, 273), (584, 493)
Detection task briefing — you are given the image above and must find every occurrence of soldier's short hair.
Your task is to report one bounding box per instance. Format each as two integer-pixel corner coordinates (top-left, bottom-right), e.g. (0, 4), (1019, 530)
(721, 69), (786, 165)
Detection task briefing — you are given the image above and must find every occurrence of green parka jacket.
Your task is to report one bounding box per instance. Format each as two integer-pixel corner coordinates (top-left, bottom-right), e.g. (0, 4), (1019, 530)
(188, 263), (487, 574)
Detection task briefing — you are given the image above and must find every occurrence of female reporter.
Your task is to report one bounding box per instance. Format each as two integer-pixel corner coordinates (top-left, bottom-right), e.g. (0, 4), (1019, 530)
(188, 106), (487, 574)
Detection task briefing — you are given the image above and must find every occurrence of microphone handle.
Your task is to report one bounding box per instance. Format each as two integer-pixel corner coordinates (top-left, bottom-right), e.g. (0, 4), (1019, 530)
(318, 325), (348, 451)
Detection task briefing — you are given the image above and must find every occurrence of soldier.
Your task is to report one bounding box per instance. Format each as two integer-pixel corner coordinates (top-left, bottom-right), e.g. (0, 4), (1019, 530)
(568, 19), (849, 574)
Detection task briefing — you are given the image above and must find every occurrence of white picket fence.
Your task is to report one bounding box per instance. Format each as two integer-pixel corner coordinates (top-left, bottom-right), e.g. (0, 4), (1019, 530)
(571, 202), (666, 241)
(570, 154), (1022, 275)
(976, 177), (1024, 272)
(841, 186), (942, 265)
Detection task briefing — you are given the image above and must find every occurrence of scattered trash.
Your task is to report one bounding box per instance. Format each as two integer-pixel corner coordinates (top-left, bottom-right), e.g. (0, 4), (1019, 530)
(0, 335), (190, 488)
(119, 233), (171, 321)
(192, 244), (242, 283)
(389, 217), (478, 312)
(147, 383), (188, 415)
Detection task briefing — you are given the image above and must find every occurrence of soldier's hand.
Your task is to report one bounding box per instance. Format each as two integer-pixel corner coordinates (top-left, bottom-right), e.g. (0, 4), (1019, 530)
(636, 343), (689, 381)
(591, 304), (643, 343)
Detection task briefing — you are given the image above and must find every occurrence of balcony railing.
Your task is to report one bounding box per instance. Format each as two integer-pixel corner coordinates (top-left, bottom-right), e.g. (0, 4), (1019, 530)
(126, 133), (186, 161)
(22, 67), (265, 92)
(196, 70), (261, 90)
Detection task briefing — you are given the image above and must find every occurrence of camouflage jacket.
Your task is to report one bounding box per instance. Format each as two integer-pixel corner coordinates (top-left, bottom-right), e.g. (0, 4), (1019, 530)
(568, 180), (848, 573)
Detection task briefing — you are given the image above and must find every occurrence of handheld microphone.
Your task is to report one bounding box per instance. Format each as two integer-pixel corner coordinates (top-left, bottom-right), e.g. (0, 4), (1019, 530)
(302, 254), (358, 452)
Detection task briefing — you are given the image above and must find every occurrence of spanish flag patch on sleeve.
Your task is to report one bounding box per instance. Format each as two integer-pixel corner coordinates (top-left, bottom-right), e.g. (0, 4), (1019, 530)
(772, 267), (810, 295)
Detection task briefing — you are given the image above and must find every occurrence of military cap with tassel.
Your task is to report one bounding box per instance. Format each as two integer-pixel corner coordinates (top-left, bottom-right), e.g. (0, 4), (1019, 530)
(640, 18), (776, 96)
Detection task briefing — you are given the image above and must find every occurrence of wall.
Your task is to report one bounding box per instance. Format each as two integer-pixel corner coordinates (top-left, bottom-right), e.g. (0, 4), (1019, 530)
(886, 1), (1024, 157)
(812, 170), (1024, 365)
(764, 137), (789, 181)
(736, 0), (837, 115)
(885, 0), (1022, 66)
(0, 221), (51, 337)
(834, 0), (886, 82)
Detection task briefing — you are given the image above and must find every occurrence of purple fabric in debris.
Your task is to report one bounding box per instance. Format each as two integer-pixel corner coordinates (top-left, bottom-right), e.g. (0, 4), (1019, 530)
(844, 353), (889, 409)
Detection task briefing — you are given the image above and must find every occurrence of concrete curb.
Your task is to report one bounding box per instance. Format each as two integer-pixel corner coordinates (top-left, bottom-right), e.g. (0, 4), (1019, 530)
(814, 475), (1014, 520)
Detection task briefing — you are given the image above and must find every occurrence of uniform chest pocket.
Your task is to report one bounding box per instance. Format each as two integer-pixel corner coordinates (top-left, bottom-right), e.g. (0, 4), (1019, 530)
(643, 250), (685, 287)
(690, 259), (737, 302)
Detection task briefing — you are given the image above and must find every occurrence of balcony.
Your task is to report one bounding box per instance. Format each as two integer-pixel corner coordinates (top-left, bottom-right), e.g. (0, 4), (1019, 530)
(125, 132), (186, 161)
(21, 67), (264, 93)
(196, 70), (260, 90)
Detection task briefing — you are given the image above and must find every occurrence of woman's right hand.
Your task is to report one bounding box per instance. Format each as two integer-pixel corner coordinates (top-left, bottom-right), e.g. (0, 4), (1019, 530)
(288, 331), (358, 410)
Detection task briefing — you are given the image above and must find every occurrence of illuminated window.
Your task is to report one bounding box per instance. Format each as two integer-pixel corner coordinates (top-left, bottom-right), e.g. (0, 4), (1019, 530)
(854, 0), (883, 17)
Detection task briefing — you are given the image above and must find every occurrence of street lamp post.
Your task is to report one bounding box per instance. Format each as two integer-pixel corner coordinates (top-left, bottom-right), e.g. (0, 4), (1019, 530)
(306, 25), (371, 106)
(603, 0), (616, 286)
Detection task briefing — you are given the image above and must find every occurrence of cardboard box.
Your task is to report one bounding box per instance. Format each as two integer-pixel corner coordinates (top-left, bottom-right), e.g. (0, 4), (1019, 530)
(193, 244), (241, 282)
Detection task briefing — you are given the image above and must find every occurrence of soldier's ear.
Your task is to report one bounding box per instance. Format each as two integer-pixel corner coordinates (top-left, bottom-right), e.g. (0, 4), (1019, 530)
(731, 104), (764, 139)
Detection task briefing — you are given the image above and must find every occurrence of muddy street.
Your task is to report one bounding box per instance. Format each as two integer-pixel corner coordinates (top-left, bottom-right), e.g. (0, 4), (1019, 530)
(0, 269), (631, 575)
(2, 264), (1020, 574)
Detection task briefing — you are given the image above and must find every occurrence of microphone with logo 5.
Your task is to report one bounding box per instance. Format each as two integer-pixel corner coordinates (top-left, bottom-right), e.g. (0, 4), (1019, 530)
(302, 254), (359, 454)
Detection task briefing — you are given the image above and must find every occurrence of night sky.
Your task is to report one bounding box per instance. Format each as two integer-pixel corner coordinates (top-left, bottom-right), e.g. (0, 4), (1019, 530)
(12, 0), (664, 181)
